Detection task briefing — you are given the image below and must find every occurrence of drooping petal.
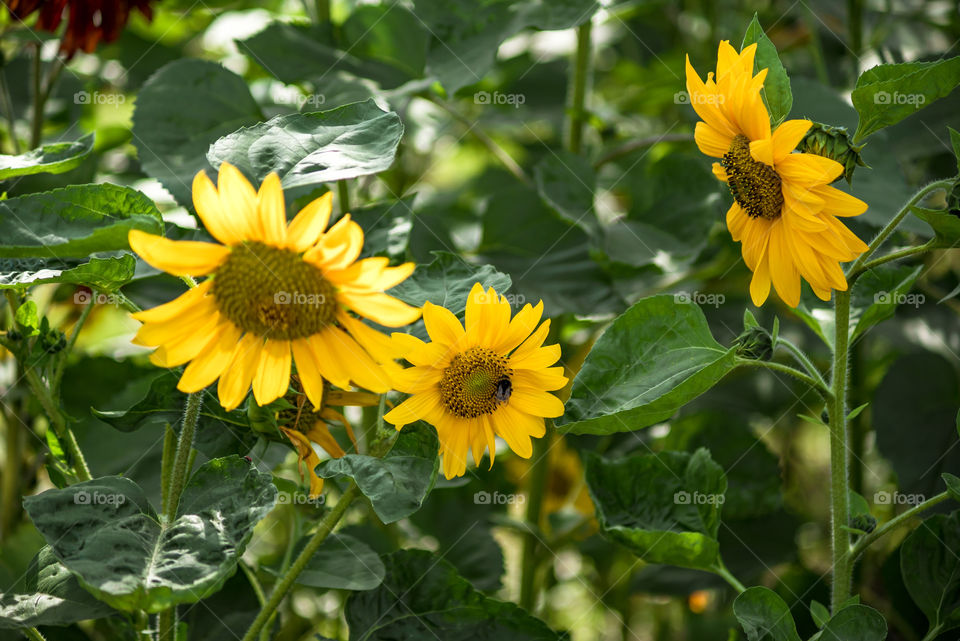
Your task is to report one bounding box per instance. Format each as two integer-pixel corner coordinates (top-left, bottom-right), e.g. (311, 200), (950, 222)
(128, 230), (229, 277)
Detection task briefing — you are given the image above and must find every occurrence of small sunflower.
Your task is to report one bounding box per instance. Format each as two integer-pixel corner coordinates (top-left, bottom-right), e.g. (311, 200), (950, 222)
(686, 40), (869, 307)
(128, 162), (421, 412)
(383, 283), (567, 479)
(6, 0), (156, 57)
(279, 384), (379, 497)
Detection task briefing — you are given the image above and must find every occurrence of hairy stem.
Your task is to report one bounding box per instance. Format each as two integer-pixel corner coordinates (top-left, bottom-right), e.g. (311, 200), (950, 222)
(520, 422), (553, 611)
(849, 491), (951, 560)
(567, 20), (593, 155)
(829, 289), (852, 612)
(736, 358), (833, 400)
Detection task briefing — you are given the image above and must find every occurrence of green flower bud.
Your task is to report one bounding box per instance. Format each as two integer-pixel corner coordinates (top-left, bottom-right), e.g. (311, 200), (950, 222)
(796, 122), (868, 184)
(734, 325), (773, 361)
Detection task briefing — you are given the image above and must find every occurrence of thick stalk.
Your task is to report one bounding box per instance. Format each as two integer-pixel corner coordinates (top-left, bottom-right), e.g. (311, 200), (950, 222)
(158, 393), (202, 641)
(337, 180), (351, 216)
(829, 289), (852, 612)
(240, 482), (360, 641)
(566, 21), (592, 155)
(0, 404), (21, 538)
(519, 422), (553, 611)
(30, 44), (42, 148)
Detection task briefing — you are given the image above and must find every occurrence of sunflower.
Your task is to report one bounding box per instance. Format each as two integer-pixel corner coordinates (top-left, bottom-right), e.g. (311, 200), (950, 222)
(383, 283), (567, 479)
(686, 40), (869, 307)
(279, 384), (379, 497)
(6, 0), (155, 57)
(128, 162), (421, 412)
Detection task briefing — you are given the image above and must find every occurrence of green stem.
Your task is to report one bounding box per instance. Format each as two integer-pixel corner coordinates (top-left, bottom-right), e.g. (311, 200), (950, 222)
(802, 2), (830, 85)
(519, 422), (553, 611)
(829, 289), (852, 612)
(0, 69), (21, 154)
(1, 404), (21, 538)
(849, 491), (951, 560)
(846, 179), (952, 273)
(30, 43), (42, 148)
(920, 625), (945, 641)
(338, 180), (351, 216)
(850, 241), (934, 278)
(736, 358), (833, 400)
(50, 298), (94, 396)
(23, 627), (47, 641)
(240, 483), (360, 641)
(566, 20), (592, 155)
(848, 0), (863, 82)
(776, 336), (827, 387)
(158, 393), (202, 641)
(711, 558), (746, 594)
(159, 424), (176, 516)
(23, 367), (91, 482)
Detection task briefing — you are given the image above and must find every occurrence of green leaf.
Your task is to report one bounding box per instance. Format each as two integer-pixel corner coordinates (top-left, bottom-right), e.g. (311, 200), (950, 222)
(14, 300), (39, 336)
(584, 448), (726, 570)
(91, 372), (258, 459)
(346, 549), (568, 640)
(132, 59), (262, 207)
(810, 600), (830, 629)
(795, 264), (924, 348)
(390, 251), (512, 313)
(0, 183), (162, 258)
(207, 100), (403, 194)
(271, 533), (385, 591)
(316, 423), (438, 524)
(0, 255), (137, 291)
(0, 547), (116, 629)
(183, 569), (259, 641)
(0, 134), (94, 180)
(23, 457), (277, 613)
(533, 151), (600, 236)
(557, 295), (737, 435)
(733, 586), (801, 641)
(342, 5), (429, 79)
(950, 127), (960, 174)
(812, 604), (887, 641)
(901, 511), (960, 634)
(911, 205), (960, 248)
(354, 197), (415, 261)
(741, 14), (792, 125)
(851, 57), (960, 141)
(944, 472), (960, 502)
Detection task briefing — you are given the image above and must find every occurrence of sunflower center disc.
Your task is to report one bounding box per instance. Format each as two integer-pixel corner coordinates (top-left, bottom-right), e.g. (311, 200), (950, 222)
(213, 241), (337, 340)
(440, 347), (513, 418)
(722, 134), (784, 220)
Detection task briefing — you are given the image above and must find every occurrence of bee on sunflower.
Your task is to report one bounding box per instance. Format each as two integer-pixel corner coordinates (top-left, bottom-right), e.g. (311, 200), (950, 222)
(384, 283), (567, 479)
(127, 163), (421, 412)
(685, 40), (869, 307)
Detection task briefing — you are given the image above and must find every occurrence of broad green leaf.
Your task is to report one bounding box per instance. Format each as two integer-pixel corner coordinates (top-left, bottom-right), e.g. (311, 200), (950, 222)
(851, 57), (960, 142)
(912, 205), (960, 248)
(0, 547), (116, 629)
(809, 600), (830, 629)
(390, 251), (512, 313)
(951, 127), (960, 174)
(132, 59), (262, 207)
(944, 471), (960, 502)
(316, 423), (439, 523)
(207, 100), (403, 194)
(795, 264), (924, 348)
(584, 448), (726, 570)
(533, 151), (600, 236)
(874, 354), (960, 499)
(605, 153), (723, 268)
(355, 197), (415, 261)
(346, 549), (568, 640)
(0, 183), (161, 258)
(183, 569), (259, 641)
(741, 14), (792, 124)
(0, 255), (137, 291)
(415, 0), (599, 94)
(23, 457), (276, 613)
(811, 604), (887, 641)
(91, 372), (258, 458)
(557, 295), (737, 435)
(342, 5), (429, 79)
(14, 300), (39, 336)
(272, 533), (385, 591)
(901, 511), (960, 634)
(0, 134), (94, 180)
(733, 586), (801, 641)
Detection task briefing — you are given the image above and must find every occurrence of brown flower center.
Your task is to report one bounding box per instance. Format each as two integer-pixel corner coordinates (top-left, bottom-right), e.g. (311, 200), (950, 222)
(721, 134), (784, 220)
(213, 241), (337, 340)
(439, 347), (513, 418)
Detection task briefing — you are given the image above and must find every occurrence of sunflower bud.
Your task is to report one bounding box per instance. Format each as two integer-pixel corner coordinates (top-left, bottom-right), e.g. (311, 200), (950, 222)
(796, 123), (868, 184)
(247, 401), (282, 438)
(734, 325), (773, 361)
(850, 513), (877, 534)
(948, 179), (960, 217)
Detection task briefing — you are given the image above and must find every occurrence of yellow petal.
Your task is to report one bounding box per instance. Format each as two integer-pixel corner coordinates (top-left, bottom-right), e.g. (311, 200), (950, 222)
(178, 321), (243, 393)
(508, 390), (565, 418)
(340, 291), (422, 327)
(492, 405), (536, 459)
(256, 173), (288, 247)
(322, 326), (391, 393)
(695, 122), (733, 158)
(338, 311), (405, 362)
(291, 338), (326, 408)
(777, 153), (843, 185)
(771, 119), (812, 163)
(217, 162), (259, 241)
(750, 254), (771, 307)
(307, 332), (351, 389)
(305, 422), (346, 458)
(423, 301), (465, 347)
(383, 391), (441, 428)
(287, 192), (333, 252)
(749, 137), (775, 166)
(128, 230), (228, 277)
(193, 170), (243, 245)
(132, 279), (213, 324)
(304, 215), (364, 271)
(495, 300), (543, 354)
(133, 294), (218, 346)
(512, 366), (568, 392)
(147, 311), (222, 367)
(768, 224), (801, 307)
(217, 333), (263, 411)
(252, 339), (291, 406)
(814, 184), (868, 217)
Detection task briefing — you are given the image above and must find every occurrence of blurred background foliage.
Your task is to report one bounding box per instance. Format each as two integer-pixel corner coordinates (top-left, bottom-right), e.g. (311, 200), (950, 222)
(1, 1), (960, 640)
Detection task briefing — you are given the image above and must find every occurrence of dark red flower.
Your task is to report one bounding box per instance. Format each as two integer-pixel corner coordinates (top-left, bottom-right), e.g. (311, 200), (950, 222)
(5, 0), (155, 57)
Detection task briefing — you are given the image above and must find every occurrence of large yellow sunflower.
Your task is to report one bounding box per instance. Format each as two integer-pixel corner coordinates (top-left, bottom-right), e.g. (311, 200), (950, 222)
(128, 162), (421, 411)
(383, 283), (567, 479)
(686, 40), (869, 307)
